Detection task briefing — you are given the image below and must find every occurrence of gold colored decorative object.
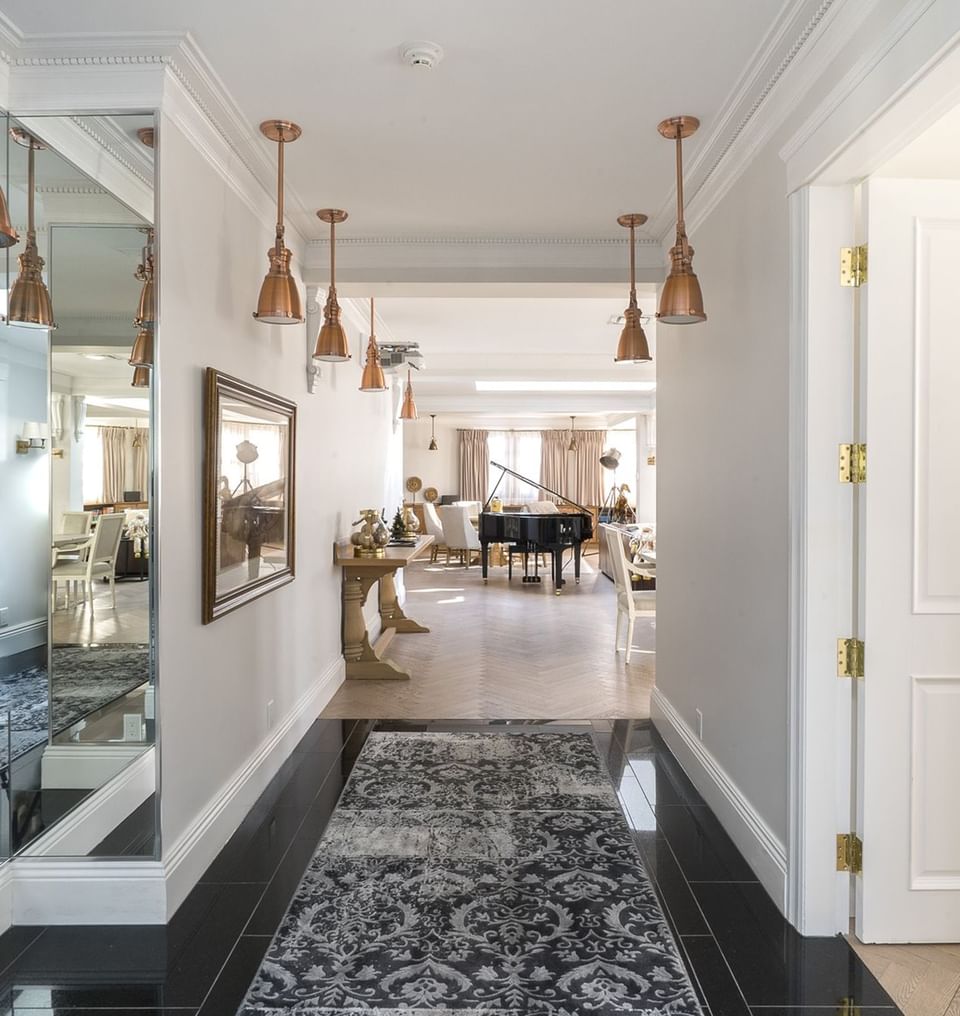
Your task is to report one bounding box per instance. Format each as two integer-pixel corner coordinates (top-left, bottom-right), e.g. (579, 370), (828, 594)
(350, 508), (391, 558)
(399, 368), (418, 420)
(313, 208), (351, 361)
(490, 496), (503, 513)
(129, 327), (153, 369)
(0, 159), (18, 247)
(657, 115), (706, 324)
(136, 126), (155, 149)
(402, 505), (421, 539)
(405, 475), (423, 495)
(359, 297), (387, 391)
(428, 413), (439, 450)
(131, 365), (151, 388)
(254, 120), (304, 325)
(423, 486), (438, 503)
(568, 415), (577, 452)
(615, 213), (651, 363)
(7, 128), (56, 329)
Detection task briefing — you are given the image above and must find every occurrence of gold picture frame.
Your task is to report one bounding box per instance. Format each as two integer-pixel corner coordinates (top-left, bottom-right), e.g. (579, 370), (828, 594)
(202, 368), (297, 624)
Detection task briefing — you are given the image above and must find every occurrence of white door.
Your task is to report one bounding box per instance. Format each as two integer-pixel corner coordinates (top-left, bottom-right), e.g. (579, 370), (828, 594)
(858, 178), (960, 942)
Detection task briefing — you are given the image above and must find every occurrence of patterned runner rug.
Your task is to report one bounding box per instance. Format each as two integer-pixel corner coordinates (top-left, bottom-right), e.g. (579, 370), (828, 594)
(240, 731), (701, 1015)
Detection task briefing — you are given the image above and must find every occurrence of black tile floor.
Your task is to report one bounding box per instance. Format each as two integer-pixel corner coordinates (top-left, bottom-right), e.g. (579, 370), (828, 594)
(0, 717), (900, 1016)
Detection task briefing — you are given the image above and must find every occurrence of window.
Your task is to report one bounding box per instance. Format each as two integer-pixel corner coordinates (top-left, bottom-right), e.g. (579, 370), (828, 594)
(487, 431), (542, 502)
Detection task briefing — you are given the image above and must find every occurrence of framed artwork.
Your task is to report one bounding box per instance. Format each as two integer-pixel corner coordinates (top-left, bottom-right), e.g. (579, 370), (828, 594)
(202, 368), (296, 624)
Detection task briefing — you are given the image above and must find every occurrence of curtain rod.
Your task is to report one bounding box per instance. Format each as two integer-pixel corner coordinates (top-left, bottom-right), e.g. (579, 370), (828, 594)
(457, 427), (608, 433)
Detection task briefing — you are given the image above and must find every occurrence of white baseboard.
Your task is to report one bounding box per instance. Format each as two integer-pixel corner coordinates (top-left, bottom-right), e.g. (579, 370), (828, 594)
(651, 688), (787, 912)
(162, 655), (345, 919)
(0, 618), (46, 658)
(40, 743), (149, 790)
(26, 747), (155, 857)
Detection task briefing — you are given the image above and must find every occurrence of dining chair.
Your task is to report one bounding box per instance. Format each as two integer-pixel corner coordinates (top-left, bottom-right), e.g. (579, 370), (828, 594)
(438, 505), (481, 566)
(52, 511), (126, 612)
(605, 526), (656, 663)
(52, 510), (95, 605)
(422, 501), (447, 562)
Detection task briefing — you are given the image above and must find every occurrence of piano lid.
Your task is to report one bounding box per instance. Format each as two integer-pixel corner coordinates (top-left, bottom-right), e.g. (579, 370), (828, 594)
(485, 460), (591, 516)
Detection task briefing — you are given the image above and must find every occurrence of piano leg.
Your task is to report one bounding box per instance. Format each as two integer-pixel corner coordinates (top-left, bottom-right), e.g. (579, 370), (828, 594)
(481, 541), (489, 583)
(575, 542), (582, 583)
(554, 547), (564, 594)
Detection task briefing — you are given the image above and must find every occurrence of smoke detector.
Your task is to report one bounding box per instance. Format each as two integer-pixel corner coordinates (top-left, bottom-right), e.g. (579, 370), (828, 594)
(399, 41), (444, 70)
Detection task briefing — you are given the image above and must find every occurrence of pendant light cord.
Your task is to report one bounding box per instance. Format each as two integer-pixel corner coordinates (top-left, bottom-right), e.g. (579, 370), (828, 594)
(276, 137), (285, 245)
(674, 126), (689, 258)
(329, 219), (336, 291)
(27, 139), (35, 238)
(628, 222), (636, 305)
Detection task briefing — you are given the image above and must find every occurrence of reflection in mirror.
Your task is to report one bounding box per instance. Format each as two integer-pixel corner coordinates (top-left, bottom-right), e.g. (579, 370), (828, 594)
(0, 113), (158, 859)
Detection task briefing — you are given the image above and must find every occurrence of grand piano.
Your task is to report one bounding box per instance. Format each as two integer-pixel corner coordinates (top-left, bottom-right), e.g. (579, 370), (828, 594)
(479, 461), (594, 592)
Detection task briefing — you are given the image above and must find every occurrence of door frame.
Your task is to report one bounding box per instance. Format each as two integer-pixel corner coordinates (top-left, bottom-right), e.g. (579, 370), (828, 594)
(783, 18), (960, 935)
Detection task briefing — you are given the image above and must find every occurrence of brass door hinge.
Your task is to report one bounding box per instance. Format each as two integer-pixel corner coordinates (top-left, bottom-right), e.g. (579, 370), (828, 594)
(837, 637), (865, 678)
(838, 998), (862, 1016)
(841, 244), (868, 287)
(839, 443), (867, 484)
(837, 832), (863, 874)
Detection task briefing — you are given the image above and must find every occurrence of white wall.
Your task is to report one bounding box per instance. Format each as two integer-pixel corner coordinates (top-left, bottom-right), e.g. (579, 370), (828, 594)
(0, 327), (49, 655)
(635, 414), (656, 522)
(656, 140), (791, 843)
(156, 113), (400, 886)
(402, 417), (459, 499)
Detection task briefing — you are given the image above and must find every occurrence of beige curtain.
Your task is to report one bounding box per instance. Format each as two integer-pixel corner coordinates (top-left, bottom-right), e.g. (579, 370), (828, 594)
(573, 430), (607, 507)
(101, 427), (128, 503)
(132, 428), (149, 499)
(540, 430), (569, 501)
(458, 429), (489, 502)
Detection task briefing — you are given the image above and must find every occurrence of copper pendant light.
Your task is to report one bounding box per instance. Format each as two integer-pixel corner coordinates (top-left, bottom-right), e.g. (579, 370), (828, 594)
(131, 365), (151, 388)
(359, 297), (387, 392)
(428, 414), (438, 450)
(614, 213), (651, 363)
(134, 227), (155, 328)
(253, 120), (304, 325)
(0, 161), (18, 247)
(568, 416), (577, 452)
(313, 208), (351, 361)
(7, 128), (55, 329)
(129, 327), (153, 369)
(657, 115), (706, 324)
(399, 368), (418, 420)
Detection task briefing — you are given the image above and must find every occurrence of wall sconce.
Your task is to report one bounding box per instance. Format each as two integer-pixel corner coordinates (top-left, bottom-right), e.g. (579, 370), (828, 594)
(16, 421), (47, 454)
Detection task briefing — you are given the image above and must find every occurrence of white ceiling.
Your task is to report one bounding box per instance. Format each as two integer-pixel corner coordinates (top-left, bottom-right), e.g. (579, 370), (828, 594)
(0, 0), (790, 240)
(369, 294), (657, 416)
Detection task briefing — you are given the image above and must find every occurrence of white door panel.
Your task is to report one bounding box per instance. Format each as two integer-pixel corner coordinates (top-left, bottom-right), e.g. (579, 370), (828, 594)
(858, 179), (960, 942)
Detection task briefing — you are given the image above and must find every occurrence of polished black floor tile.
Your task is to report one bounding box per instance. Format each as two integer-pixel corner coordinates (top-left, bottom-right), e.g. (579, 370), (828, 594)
(295, 769), (349, 843)
(693, 882), (894, 1006)
(243, 835), (318, 936)
(198, 804), (309, 884)
(681, 934), (751, 1016)
(196, 936), (269, 1016)
(634, 830), (711, 936)
(7, 1010), (196, 1015)
(0, 926), (45, 979)
(655, 799), (758, 882)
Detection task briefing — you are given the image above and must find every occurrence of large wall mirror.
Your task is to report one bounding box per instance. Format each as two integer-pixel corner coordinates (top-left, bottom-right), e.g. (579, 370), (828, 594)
(0, 112), (158, 859)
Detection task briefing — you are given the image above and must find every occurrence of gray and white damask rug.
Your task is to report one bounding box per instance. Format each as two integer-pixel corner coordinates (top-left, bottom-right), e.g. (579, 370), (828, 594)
(240, 731), (702, 1015)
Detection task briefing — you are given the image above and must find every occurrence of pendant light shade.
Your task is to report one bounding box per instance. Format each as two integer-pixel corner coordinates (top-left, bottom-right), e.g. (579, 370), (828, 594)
(657, 115), (706, 324)
(359, 297), (387, 392)
(568, 416), (577, 452)
(313, 208), (351, 361)
(129, 327), (153, 369)
(131, 365), (150, 388)
(134, 228), (155, 327)
(399, 369), (418, 420)
(7, 129), (55, 329)
(614, 214), (651, 363)
(254, 120), (304, 325)
(428, 414), (438, 451)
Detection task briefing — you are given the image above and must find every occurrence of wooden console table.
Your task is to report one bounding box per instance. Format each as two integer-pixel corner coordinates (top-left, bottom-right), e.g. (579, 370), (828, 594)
(333, 535), (434, 680)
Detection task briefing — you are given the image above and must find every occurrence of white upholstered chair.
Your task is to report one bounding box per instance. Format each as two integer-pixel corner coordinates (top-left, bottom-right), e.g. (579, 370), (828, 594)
(605, 525), (656, 662)
(452, 500), (482, 526)
(52, 511), (125, 611)
(422, 501), (447, 562)
(438, 505), (481, 566)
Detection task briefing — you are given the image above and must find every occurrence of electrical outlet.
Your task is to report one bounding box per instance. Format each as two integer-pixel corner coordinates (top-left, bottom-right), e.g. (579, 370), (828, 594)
(695, 708), (704, 740)
(267, 699), (275, 728)
(123, 713), (143, 741)
(0, 607), (8, 627)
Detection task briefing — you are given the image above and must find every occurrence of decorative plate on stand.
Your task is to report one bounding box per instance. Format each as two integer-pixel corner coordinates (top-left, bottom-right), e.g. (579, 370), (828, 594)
(405, 476), (423, 496)
(423, 486), (438, 503)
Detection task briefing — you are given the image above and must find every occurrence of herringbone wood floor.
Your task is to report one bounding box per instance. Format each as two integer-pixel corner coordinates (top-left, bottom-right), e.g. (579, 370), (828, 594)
(322, 555), (654, 719)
